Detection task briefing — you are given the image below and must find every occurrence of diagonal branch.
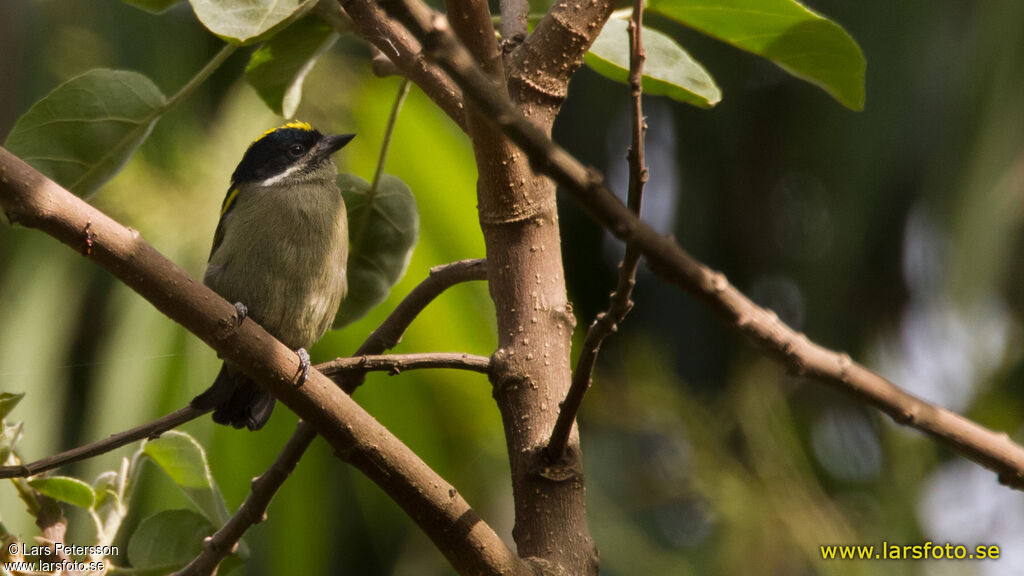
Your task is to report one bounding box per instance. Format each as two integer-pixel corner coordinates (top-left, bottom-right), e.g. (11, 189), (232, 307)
(366, 1), (1024, 491)
(0, 149), (528, 576)
(547, 4), (647, 462)
(175, 261), (487, 575)
(504, 0), (614, 123)
(319, 0), (466, 131)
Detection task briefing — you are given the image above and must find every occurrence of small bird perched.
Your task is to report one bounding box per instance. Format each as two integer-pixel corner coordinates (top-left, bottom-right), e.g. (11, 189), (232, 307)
(191, 121), (354, 430)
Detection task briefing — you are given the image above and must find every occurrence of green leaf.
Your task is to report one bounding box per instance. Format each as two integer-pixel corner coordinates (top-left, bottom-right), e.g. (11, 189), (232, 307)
(127, 509), (213, 572)
(28, 476), (95, 509)
(646, 0), (866, 110)
(4, 69), (167, 198)
(190, 0), (317, 45)
(141, 431), (230, 526)
(122, 0), (183, 13)
(586, 19), (721, 108)
(0, 392), (25, 421)
(245, 15), (339, 118)
(333, 174), (419, 329)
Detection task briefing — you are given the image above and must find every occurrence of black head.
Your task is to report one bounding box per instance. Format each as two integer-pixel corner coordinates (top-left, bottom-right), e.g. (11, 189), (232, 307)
(231, 121), (355, 185)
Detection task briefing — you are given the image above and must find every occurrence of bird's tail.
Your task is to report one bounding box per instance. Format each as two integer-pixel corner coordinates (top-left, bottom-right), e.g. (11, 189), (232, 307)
(191, 363), (275, 431)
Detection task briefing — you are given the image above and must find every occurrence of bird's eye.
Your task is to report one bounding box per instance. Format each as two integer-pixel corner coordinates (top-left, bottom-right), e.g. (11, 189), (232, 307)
(288, 144), (305, 157)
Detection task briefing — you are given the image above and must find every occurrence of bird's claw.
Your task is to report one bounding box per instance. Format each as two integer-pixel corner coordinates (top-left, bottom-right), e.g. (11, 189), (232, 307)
(233, 302), (248, 327)
(295, 348), (310, 387)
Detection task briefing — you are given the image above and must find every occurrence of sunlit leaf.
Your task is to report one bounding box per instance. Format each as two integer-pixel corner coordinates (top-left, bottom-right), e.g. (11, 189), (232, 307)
(141, 431), (230, 525)
(4, 69), (167, 197)
(121, 0), (183, 13)
(28, 476), (95, 509)
(586, 19), (721, 108)
(190, 0), (317, 45)
(646, 0), (865, 110)
(127, 509), (213, 572)
(333, 173), (419, 329)
(246, 15), (338, 118)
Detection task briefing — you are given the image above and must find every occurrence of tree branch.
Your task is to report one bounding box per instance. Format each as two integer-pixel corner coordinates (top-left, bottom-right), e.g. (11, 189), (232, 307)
(0, 351), (488, 482)
(498, 0), (528, 52)
(320, 352), (491, 377)
(547, 4), (647, 462)
(0, 406), (205, 479)
(319, 0), (466, 131)
(423, 0), (599, 572)
(368, 3), (1024, 491)
(505, 0), (614, 124)
(175, 260), (487, 575)
(0, 149), (528, 576)
(173, 424), (312, 576)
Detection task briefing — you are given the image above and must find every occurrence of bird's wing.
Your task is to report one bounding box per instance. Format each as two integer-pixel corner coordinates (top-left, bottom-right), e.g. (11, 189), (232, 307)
(209, 186), (241, 262)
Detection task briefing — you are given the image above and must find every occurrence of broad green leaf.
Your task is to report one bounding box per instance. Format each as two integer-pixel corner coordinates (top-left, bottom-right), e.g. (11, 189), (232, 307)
(0, 392), (24, 421)
(333, 174), (419, 329)
(28, 476), (95, 509)
(586, 19), (721, 108)
(141, 431), (230, 525)
(127, 509), (213, 571)
(4, 69), (167, 197)
(646, 0), (865, 110)
(245, 15), (339, 118)
(122, 0), (183, 13)
(190, 0), (317, 45)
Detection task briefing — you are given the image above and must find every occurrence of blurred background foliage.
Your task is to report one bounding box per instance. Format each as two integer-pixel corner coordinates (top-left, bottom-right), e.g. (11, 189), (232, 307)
(1, 0), (1023, 575)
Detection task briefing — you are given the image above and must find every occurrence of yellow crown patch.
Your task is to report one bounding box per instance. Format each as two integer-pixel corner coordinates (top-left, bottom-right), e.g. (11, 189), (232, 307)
(255, 120), (314, 142)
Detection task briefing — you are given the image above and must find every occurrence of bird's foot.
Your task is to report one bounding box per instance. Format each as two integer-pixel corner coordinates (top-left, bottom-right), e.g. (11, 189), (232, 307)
(233, 302), (248, 327)
(294, 348), (311, 387)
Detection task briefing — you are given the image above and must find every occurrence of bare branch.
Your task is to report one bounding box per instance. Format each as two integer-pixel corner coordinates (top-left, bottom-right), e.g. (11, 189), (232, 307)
(367, 3), (1024, 491)
(172, 260), (487, 575)
(320, 0), (466, 131)
(548, 3), (647, 462)
(171, 425), (314, 576)
(0, 406), (205, 479)
(505, 0), (614, 123)
(0, 149), (528, 576)
(428, 0), (599, 572)
(321, 352), (491, 378)
(0, 350), (488, 482)
(345, 258), (486, 391)
(499, 0), (528, 52)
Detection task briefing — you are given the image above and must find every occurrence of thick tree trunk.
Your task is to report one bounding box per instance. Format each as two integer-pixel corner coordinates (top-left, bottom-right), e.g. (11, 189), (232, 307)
(444, 0), (601, 572)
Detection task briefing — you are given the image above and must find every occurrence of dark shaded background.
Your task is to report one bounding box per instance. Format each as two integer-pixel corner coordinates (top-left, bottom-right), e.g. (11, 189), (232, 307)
(1, 1), (1022, 574)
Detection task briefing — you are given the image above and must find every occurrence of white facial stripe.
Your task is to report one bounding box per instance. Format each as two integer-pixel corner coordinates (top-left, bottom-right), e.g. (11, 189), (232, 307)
(259, 162), (302, 187)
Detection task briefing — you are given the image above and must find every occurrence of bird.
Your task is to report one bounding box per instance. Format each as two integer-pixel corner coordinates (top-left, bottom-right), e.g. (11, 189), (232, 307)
(191, 121), (354, 430)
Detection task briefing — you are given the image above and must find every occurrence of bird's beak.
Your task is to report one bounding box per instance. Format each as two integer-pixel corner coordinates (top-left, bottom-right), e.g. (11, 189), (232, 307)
(320, 133), (356, 157)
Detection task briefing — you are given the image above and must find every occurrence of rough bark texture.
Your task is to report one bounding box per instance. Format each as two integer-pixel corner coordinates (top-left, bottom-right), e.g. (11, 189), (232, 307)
(437, 0), (614, 572)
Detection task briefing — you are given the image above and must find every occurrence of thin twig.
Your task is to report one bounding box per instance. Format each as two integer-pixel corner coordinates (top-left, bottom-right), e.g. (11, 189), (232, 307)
(172, 426), (313, 576)
(370, 78), (412, 195)
(172, 260), (488, 576)
(345, 259), (487, 391)
(372, 0), (1024, 490)
(0, 406), (206, 479)
(161, 44), (237, 113)
(320, 352), (491, 378)
(547, 3), (647, 462)
(0, 351), (489, 481)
